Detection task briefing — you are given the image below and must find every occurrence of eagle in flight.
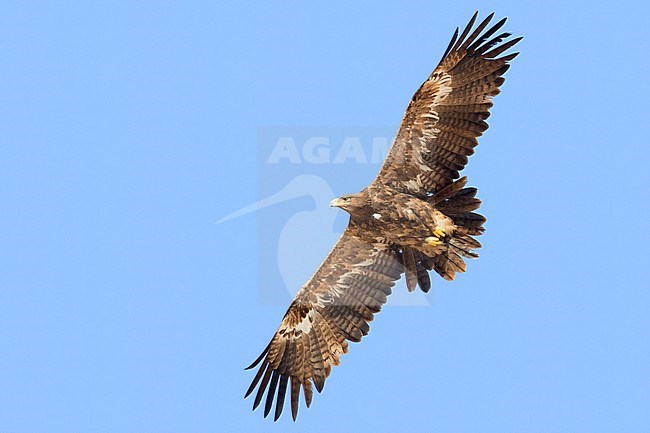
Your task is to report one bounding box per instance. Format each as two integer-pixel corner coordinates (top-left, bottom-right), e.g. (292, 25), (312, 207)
(245, 12), (521, 421)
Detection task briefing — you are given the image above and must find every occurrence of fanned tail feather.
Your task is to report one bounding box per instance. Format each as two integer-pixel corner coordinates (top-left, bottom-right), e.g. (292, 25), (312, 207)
(429, 176), (486, 280)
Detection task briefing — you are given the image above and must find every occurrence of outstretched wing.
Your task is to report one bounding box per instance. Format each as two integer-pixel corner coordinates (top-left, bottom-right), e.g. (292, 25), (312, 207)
(373, 12), (522, 196)
(245, 227), (403, 421)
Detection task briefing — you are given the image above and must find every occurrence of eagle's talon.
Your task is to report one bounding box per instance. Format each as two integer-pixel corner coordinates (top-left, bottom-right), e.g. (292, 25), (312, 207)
(425, 236), (443, 247)
(433, 228), (446, 239)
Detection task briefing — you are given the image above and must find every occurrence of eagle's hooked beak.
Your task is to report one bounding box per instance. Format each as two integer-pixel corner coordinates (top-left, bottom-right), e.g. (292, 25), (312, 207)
(329, 197), (345, 208)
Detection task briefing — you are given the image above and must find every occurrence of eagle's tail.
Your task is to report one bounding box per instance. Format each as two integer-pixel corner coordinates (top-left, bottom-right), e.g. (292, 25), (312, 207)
(428, 177), (486, 280)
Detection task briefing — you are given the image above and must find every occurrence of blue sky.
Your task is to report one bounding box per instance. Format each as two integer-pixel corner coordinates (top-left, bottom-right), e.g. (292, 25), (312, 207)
(1, 1), (649, 432)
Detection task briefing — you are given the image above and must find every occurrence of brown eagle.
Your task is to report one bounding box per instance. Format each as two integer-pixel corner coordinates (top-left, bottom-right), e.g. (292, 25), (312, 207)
(245, 12), (521, 421)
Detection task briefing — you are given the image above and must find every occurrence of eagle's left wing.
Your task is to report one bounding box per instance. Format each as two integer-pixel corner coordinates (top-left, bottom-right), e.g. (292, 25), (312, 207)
(245, 227), (403, 421)
(372, 12), (521, 196)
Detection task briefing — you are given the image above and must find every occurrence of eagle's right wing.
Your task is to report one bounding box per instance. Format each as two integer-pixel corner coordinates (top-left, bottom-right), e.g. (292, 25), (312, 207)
(245, 227), (403, 421)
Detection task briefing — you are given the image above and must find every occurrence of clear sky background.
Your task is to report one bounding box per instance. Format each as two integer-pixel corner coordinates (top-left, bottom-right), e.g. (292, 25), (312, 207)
(1, 1), (649, 432)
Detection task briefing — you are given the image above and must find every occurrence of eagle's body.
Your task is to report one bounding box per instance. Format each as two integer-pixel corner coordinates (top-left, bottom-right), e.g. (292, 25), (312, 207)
(336, 184), (472, 277)
(245, 12), (521, 421)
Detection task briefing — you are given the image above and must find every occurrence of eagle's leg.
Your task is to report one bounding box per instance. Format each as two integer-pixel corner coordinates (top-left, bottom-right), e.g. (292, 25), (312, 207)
(425, 228), (447, 247)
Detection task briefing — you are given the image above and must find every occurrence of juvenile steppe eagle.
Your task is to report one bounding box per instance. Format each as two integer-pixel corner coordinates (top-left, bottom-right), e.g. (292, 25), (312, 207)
(245, 12), (521, 421)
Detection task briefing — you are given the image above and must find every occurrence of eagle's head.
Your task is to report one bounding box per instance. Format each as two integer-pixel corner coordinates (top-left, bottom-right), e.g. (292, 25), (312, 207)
(329, 193), (370, 216)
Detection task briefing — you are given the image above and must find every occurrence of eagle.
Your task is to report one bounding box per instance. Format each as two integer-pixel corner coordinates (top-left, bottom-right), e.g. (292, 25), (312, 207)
(245, 12), (521, 421)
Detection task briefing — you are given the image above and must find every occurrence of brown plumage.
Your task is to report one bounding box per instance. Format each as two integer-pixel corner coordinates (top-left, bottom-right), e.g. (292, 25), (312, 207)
(245, 12), (521, 421)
